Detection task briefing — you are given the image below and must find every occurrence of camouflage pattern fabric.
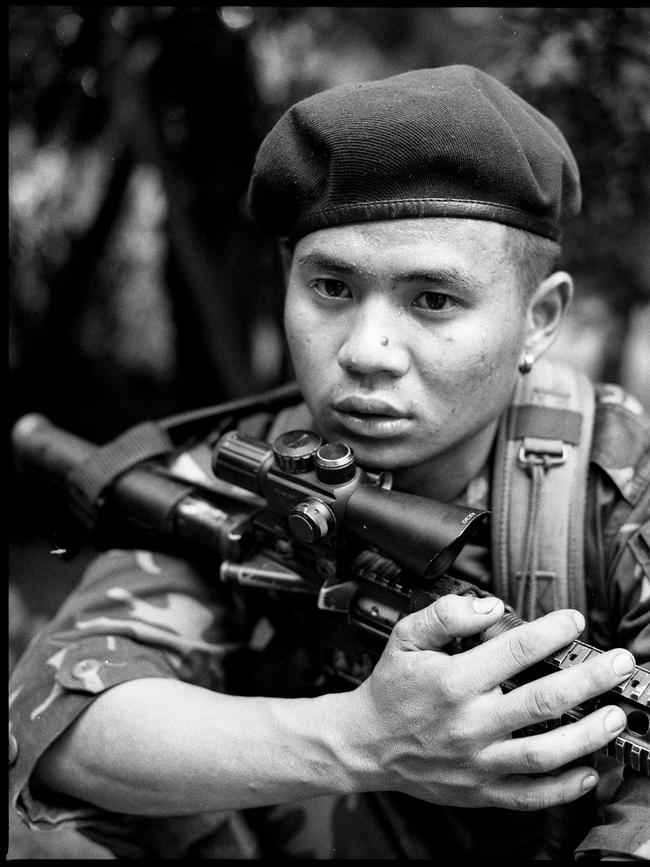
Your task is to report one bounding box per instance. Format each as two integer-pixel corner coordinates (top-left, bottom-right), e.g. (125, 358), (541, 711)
(8, 383), (650, 859)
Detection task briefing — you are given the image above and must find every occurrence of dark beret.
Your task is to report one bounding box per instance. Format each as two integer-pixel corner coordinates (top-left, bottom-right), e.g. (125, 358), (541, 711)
(247, 65), (581, 242)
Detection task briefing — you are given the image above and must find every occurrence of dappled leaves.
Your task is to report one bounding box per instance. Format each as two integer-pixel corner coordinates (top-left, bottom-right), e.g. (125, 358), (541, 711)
(9, 7), (650, 438)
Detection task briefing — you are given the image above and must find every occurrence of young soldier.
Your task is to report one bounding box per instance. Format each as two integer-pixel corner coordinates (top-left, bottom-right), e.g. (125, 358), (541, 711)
(9, 65), (650, 860)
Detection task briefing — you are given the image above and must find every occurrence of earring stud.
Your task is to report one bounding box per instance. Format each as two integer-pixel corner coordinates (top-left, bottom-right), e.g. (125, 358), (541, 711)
(518, 352), (535, 374)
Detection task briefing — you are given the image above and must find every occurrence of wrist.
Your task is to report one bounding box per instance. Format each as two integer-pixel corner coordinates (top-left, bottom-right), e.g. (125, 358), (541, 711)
(324, 683), (394, 795)
(270, 687), (386, 799)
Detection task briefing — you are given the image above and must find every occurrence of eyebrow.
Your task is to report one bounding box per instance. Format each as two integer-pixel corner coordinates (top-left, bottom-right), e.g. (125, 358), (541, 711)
(293, 250), (481, 292)
(293, 252), (356, 275)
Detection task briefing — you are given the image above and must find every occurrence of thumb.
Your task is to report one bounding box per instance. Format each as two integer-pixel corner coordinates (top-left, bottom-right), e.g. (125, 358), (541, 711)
(390, 593), (505, 652)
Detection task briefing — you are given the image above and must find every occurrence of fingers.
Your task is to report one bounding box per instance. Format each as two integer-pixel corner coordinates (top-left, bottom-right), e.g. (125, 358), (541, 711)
(390, 594), (505, 652)
(492, 647), (635, 737)
(479, 764), (599, 812)
(446, 609), (587, 693)
(481, 704), (628, 775)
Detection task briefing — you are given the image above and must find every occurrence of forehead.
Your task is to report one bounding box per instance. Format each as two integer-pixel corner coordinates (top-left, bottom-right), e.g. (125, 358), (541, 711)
(291, 218), (512, 277)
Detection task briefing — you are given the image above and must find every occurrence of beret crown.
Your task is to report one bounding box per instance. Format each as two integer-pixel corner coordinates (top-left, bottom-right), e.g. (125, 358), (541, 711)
(248, 65), (581, 241)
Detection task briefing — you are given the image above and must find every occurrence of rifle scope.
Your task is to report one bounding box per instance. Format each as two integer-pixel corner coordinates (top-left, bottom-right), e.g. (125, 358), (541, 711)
(212, 429), (490, 580)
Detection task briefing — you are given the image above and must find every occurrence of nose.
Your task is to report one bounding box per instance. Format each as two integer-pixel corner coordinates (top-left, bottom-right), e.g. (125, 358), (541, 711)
(337, 304), (410, 377)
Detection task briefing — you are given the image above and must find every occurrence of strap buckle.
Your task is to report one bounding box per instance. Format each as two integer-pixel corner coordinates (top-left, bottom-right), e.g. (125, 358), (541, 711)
(518, 436), (567, 470)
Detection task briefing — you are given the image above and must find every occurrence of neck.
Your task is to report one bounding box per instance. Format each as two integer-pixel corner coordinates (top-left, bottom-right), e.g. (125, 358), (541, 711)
(391, 418), (499, 502)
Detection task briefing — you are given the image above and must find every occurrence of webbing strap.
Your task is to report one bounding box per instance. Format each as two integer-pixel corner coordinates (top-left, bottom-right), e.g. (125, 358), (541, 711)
(65, 383), (304, 528)
(507, 405), (583, 444)
(67, 421), (174, 524)
(491, 358), (596, 623)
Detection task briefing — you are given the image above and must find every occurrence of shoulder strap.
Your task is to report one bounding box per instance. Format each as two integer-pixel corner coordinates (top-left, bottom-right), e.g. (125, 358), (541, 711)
(491, 357), (596, 624)
(66, 382), (303, 526)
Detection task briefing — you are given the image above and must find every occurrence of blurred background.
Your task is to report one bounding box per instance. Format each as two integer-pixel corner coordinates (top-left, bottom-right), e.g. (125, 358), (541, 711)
(8, 6), (650, 858)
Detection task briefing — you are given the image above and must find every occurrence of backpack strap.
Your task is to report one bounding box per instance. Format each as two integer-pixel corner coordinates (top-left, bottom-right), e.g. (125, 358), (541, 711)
(491, 357), (596, 624)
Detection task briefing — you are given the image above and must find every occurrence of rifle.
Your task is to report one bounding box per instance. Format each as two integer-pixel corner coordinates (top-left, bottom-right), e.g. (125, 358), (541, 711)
(11, 405), (650, 776)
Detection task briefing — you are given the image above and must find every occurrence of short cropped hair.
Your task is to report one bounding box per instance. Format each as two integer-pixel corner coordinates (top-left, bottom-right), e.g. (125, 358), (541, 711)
(502, 227), (562, 301)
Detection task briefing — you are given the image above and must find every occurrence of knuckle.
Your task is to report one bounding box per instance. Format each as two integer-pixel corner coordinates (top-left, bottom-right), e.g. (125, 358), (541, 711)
(430, 595), (459, 632)
(521, 746), (547, 774)
(446, 728), (486, 771)
(506, 630), (539, 670)
(444, 727), (465, 754)
(511, 786), (549, 812)
(510, 788), (537, 811)
(527, 685), (560, 720)
(446, 719), (473, 752)
(435, 665), (464, 704)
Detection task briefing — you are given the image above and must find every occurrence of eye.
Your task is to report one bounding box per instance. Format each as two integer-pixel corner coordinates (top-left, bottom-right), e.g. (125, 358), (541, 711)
(412, 291), (456, 312)
(310, 278), (352, 300)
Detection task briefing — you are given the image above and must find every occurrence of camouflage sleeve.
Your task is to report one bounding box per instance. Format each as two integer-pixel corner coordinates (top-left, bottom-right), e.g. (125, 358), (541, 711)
(8, 547), (246, 848)
(577, 386), (650, 860)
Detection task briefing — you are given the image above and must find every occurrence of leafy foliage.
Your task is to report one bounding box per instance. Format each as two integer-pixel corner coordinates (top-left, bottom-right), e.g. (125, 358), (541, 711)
(9, 7), (650, 437)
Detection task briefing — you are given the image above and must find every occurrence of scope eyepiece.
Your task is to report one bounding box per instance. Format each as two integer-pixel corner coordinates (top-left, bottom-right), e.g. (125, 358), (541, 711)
(211, 432), (275, 495)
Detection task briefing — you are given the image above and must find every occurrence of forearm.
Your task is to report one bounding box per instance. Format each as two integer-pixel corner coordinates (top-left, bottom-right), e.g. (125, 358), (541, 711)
(34, 678), (374, 815)
(32, 600), (637, 824)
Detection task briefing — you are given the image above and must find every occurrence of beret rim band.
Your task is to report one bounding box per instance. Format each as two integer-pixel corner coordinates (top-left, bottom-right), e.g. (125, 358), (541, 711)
(288, 197), (561, 243)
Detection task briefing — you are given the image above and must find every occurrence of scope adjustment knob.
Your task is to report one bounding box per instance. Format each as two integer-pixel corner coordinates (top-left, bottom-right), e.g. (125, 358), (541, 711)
(273, 430), (323, 474)
(288, 497), (336, 544)
(315, 442), (356, 485)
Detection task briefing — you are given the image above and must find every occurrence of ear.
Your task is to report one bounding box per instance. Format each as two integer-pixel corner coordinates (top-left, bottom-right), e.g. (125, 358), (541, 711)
(523, 271), (573, 360)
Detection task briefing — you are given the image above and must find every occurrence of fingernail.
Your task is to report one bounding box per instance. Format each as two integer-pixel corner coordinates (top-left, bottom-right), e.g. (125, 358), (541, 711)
(612, 653), (635, 677)
(473, 596), (498, 614)
(605, 709), (626, 732)
(572, 611), (585, 632)
(582, 774), (598, 792)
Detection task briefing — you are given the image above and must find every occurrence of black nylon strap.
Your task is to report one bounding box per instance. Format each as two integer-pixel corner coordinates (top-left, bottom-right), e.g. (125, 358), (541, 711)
(507, 405), (583, 445)
(64, 382), (303, 527)
(67, 421), (174, 521)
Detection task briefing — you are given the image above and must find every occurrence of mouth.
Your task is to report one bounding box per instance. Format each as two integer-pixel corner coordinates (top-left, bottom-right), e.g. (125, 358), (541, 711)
(331, 395), (413, 438)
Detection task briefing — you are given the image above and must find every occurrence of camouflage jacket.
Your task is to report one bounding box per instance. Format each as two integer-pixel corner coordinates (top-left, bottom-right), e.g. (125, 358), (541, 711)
(8, 382), (650, 860)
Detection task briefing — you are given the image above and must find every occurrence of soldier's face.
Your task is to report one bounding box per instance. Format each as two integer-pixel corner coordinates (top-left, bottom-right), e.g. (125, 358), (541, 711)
(284, 218), (530, 497)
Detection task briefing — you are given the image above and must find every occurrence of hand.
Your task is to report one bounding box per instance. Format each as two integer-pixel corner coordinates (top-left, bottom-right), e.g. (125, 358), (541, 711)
(350, 594), (634, 811)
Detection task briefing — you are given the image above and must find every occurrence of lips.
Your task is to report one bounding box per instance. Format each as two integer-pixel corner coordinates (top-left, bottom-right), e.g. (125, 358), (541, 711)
(332, 395), (411, 418)
(330, 396), (414, 439)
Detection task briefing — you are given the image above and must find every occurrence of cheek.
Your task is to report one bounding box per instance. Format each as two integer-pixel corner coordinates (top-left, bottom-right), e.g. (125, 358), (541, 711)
(466, 335), (522, 414)
(284, 301), (325, 378)
(474, 330), (522, 378)
(284, 296), (307, 352)
(418, 327), (521, 399)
